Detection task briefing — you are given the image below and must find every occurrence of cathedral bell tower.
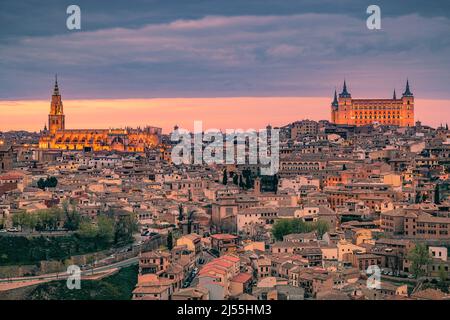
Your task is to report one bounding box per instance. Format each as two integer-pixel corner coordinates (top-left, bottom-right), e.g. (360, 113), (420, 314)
(48, 75), (65, 134)
(337, 80), (352, 124)
(401, 79), (414, 127)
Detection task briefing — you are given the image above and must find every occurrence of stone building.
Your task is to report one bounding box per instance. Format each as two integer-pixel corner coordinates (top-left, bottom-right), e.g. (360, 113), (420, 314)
(331, 80), (414, 127)
(39, 77), (161, 152)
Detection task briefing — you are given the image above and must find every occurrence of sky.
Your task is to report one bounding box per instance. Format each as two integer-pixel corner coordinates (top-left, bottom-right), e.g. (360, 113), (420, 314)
(1, 0), (450, 132)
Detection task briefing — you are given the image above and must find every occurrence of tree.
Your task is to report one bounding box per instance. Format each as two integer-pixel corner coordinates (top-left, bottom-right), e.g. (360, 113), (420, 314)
(12, 212), (28, 231)
(239, 175), (245, 189)
(273, 174), (279, 193)
(78, 220), (98, 238)
(222, 169), (228, 185)
(415, 192), (422, 204)
(114, 213), (138, 245)
(46, 176), (58, 188)
(24, 213), (37, 231)
(315, 220), (330, 239)
(177, 204), (184, 222)
(62, 201), (81, 231)
(37, 178), (46, 190)
(242, 169), (252, 189)
(187, 210), (196, 234)
(434, 183), (441, 205)
(167, 231), (173, 250)
(11, 211), (38, 231)
(232, 173), (239, 185)
(272, 219), (294, 241)
(438, 263), (447, 282)
(36, 176), (58, 190)
(97, 215), (114, 244)
(408, 243), (431, 279)
(271, 218), (329, 241)
(35, 208), (63, 231)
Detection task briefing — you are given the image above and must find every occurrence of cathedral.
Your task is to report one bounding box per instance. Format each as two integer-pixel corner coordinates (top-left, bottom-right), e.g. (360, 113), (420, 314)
(331, 80), (414, 127)
(39, 77), (161, 152)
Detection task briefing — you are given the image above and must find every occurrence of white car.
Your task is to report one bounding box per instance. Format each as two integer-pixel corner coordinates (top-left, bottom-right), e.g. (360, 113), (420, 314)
(0, 229), (7, 233)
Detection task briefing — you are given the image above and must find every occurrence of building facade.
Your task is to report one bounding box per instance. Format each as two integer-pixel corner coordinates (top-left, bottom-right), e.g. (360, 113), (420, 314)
(291, 120), (319, 139)
(0, 141), (13, 172)
(331, 80), (414, 127)
(39, 77), (161, 152)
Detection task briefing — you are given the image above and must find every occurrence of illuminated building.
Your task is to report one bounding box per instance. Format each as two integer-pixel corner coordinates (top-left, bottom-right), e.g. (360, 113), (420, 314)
(331, 80), (414, 127)
(39, 77), (161, 152)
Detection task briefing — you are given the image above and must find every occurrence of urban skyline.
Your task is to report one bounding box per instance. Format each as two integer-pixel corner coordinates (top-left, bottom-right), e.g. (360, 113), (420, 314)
(1, 0), (450, 305)
(1, 77), (448, 133)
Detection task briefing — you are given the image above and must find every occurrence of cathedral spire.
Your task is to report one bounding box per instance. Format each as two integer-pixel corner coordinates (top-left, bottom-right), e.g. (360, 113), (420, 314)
(393, 89), (397, 100)
(53, 74), (60, 96)
(339, 79), (351, 98)
(402, 79), (413, 97)
(332, 89), (338, 107)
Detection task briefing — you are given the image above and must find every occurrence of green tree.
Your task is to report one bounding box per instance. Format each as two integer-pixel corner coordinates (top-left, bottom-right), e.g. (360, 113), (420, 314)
(46, 176), (58, 188)
(434, 183), (441, 205)
(314, 220), (330, 238)
(167, 231), (173, 250)
(23, 213), (37, 231)
(97, 215), (115, 244)
(78, 220), (99, 238)
(232, 173), (239, 185)
(273, 174), (279, 193)
(186, 210), (196, 234)
(222, 169), (228, 185)
(114, 213), (138, 245)
(37, 177), (58, 190)
(177, 204), (184, 222)
(37, 178), (46, 190)
(415, 192), (422, 204)
(239, 175), (244, 189)
(438, 263), (447, 282)
(408, 243), (431, 279)
(271, 218), (329, 241)
(62, 201), (81, 231)
(272, 219), (293, 241)
(241, 169), (252, 190)
(12, 211), (28, 231)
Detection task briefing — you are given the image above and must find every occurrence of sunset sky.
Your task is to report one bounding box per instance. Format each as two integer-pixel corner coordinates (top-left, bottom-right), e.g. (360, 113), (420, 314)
(1, 0), (450, 132)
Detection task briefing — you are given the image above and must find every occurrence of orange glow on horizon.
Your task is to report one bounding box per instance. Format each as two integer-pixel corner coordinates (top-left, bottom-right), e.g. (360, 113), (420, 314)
(0, 97), (448, 133)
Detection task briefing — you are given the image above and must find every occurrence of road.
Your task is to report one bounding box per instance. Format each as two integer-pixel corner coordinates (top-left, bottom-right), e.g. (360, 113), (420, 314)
(0, 256), (139, 284)
(188, 250), (217, 288)
(0, 233), (164, 290)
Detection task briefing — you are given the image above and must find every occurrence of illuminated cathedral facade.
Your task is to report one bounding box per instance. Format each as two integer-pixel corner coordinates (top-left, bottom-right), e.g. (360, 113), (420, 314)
(331, 80), (414, 127)
(39, 77), (161, 152)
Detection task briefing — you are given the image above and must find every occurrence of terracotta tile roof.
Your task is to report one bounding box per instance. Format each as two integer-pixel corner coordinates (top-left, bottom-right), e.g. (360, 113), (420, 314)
(231, 273), (252, 284)
(412, 288), (448, 300)
(211, 233), (238, 240)
(221, 255), (240, 263)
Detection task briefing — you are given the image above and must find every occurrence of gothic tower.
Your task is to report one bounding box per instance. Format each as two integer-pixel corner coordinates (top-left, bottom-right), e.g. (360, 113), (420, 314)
(48, 75), (65, 134)
(331, 89), (338, 123)
(337, 80), (352, 124)
(401, 79), (414, 127)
